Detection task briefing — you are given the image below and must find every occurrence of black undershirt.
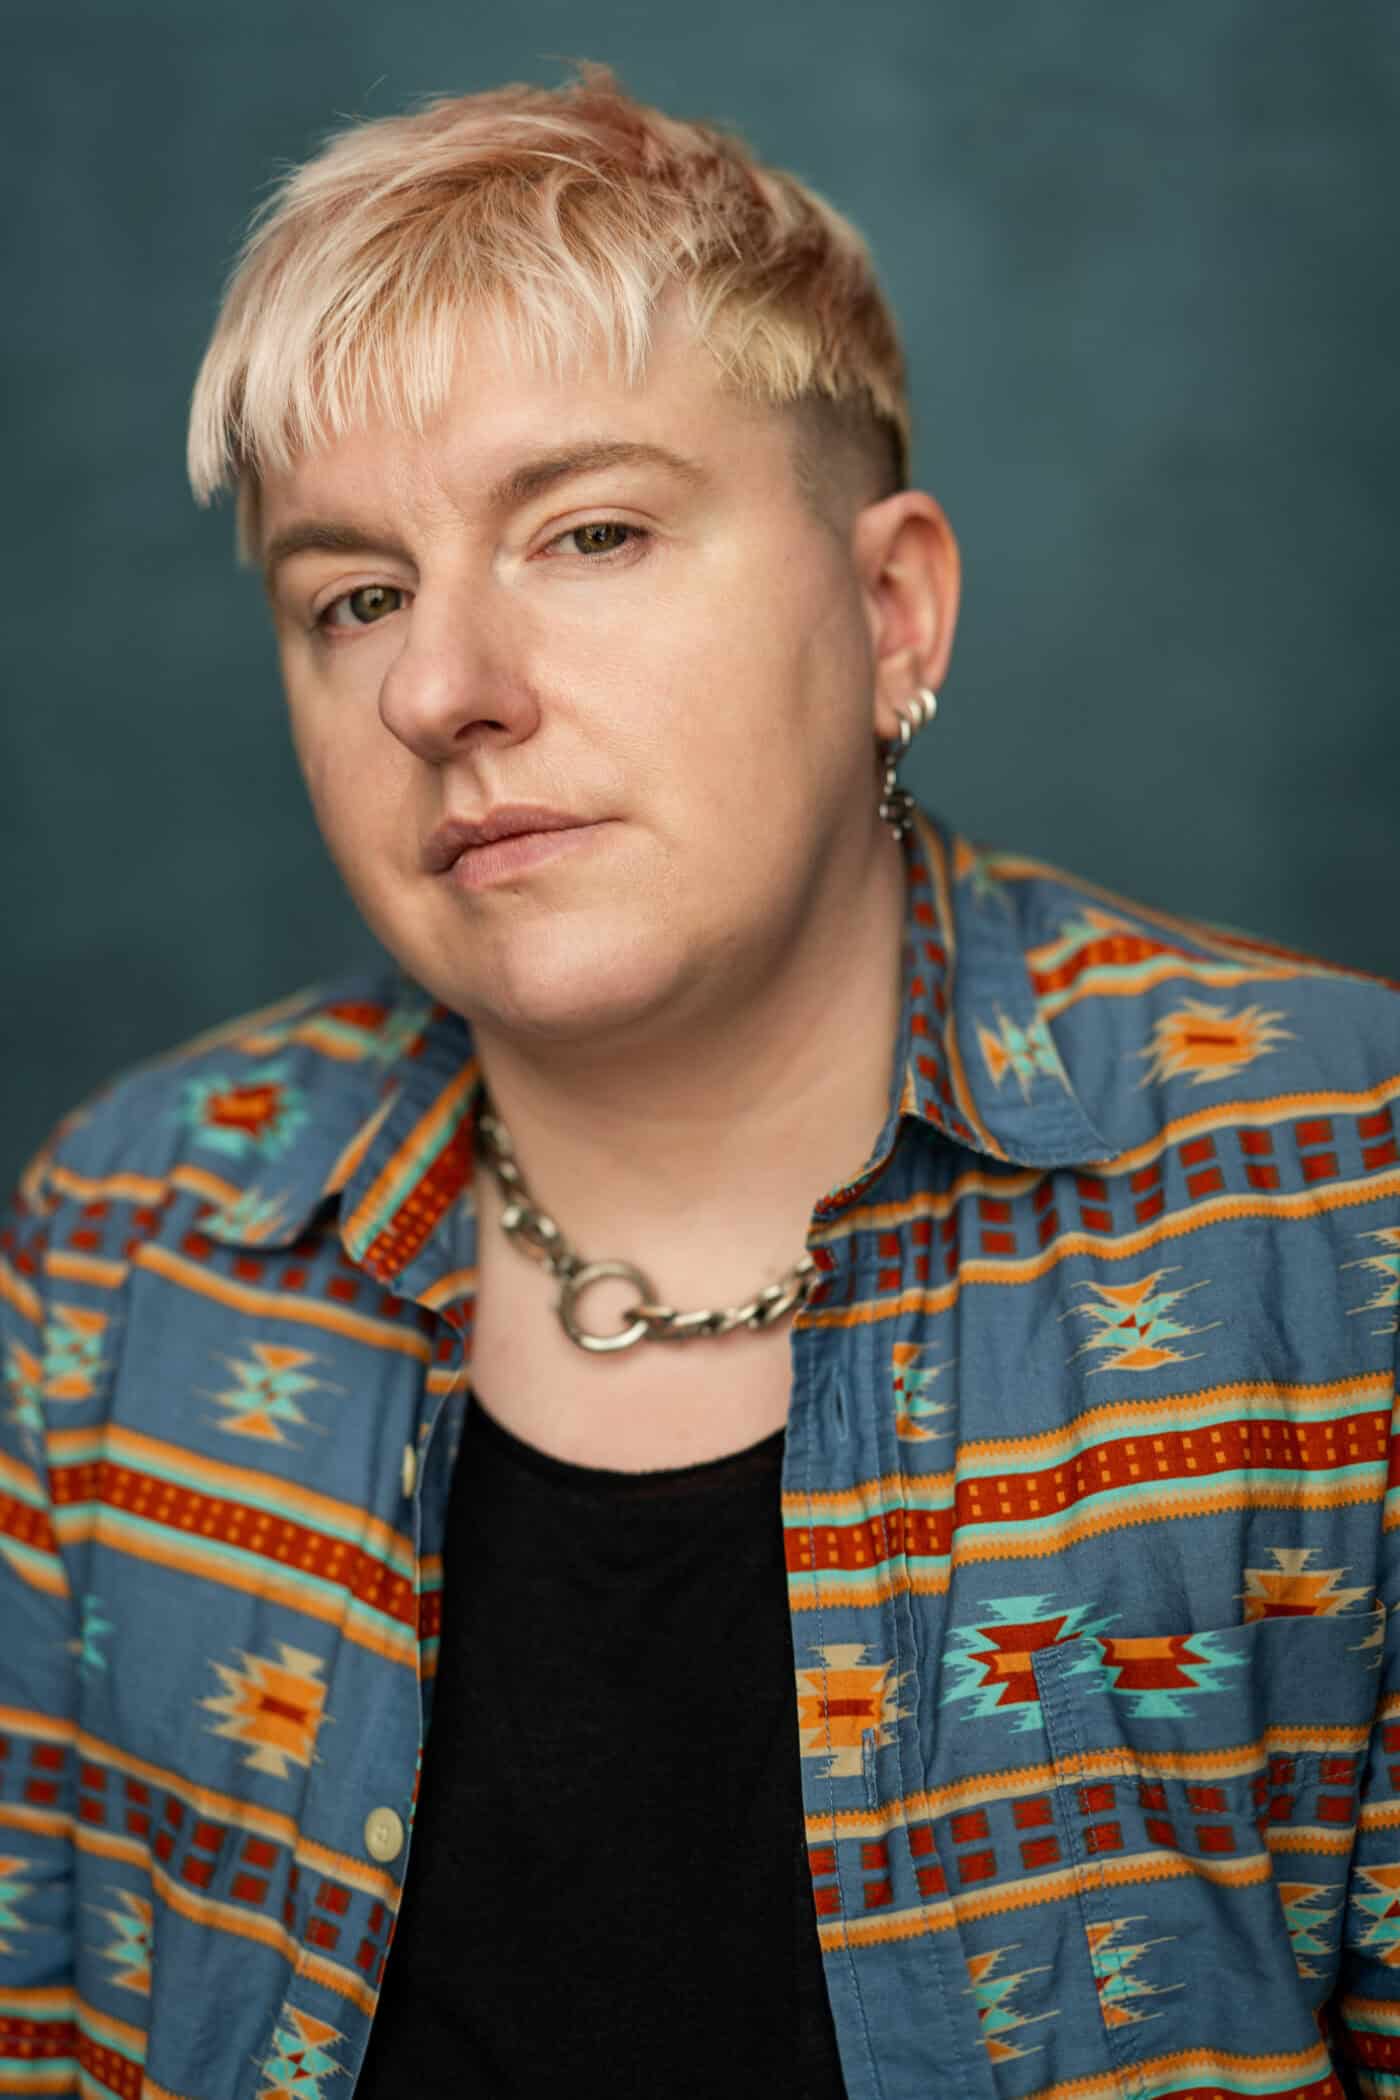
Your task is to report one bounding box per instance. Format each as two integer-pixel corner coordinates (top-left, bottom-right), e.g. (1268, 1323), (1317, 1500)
(353, 1394), (848, 2099)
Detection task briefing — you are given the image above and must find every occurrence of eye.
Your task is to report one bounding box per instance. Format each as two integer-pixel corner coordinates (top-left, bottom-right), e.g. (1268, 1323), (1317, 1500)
(318, 584), (407, 631)
(551, 521), (644, 558)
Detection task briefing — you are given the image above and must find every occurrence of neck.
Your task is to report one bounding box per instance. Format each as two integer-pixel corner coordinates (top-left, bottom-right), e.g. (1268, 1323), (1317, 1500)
(466, 824), (909, 1300)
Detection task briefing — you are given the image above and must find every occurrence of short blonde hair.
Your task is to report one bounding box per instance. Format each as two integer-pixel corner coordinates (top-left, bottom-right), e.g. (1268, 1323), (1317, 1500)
(187, 62), (912, 565)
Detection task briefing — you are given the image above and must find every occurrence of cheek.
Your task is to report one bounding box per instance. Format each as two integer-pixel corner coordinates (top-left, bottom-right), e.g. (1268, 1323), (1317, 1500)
(287, 702), (390, 867)
(284, 672), (334, 791)
(658, 557), (840, 720)
(289, 717), (341, 834)
(724, 541), (868, 720)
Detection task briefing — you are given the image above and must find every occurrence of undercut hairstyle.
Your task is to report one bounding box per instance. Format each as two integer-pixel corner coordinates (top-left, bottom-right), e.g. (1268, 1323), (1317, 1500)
(186, 62), (912, 564)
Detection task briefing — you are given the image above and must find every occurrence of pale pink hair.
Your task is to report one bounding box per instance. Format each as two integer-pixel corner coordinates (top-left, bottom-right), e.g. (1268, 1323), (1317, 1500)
(186, 62), (911, 563)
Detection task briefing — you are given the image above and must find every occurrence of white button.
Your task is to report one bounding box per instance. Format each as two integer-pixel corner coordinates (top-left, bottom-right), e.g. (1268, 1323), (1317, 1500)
(363, 1807), (405, 1863)
(400, 1444), (417, 1499)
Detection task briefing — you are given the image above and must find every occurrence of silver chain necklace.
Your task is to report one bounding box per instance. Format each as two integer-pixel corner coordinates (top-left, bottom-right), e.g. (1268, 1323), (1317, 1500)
(473, 1094), (820, 1355)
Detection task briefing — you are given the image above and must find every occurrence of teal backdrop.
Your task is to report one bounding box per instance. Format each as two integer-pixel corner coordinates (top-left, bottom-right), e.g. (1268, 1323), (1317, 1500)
(4, 1), (1397, 1190)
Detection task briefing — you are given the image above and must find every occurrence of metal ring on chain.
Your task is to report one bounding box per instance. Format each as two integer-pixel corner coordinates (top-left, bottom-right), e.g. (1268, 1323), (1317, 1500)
(558, 1259), (656, 1354)
(475, 1092), (823, 1355)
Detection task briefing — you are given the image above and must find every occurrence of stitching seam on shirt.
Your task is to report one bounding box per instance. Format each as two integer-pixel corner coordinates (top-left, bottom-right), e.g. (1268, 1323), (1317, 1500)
(876, 1355), (987, 2100)
(1039, 1649), (1137, 2100)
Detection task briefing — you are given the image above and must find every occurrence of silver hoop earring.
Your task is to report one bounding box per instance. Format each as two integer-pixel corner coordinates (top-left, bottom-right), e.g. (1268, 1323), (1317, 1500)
(877, 686), (938, 840)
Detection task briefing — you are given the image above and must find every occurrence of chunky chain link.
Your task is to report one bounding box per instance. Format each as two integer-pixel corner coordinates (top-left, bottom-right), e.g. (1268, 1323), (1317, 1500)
(474, 1100), (820, 1356)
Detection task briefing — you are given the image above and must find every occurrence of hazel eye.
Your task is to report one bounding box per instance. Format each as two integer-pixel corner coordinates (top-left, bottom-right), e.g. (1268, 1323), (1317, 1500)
(562, 522), (637, 556)
(323, 584), (406, 628)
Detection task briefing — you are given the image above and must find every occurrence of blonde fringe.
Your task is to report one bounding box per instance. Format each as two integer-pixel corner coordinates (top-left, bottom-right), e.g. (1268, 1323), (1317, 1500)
(185, 62), (910, 564)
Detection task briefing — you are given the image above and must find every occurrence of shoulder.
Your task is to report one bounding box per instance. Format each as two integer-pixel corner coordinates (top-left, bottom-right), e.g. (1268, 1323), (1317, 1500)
(10, 969), (433, 1241)
(973, 843), (1400, 1154)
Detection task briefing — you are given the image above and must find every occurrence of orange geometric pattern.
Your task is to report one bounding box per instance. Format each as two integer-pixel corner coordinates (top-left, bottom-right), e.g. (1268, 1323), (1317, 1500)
(965, 1942), (1058, 2062)
(1139, 998), (1294, 1088)
(1094, 1628), (1246, 1716)
(954, 1611), (1072, 1713)
(795, 1645), (904, 1778)
(1345, 1224), (1400, 1336)
(975, 1011), (1066, 1101)
(257, 2005), (345, 2099)
(178, 1061), (309, 1162)
(1085, 1915), (1178, 2027)
(892, 1342), (954, 1442)
(942, 1596), (1115, 1731)
(206, 1340), (330, 1444)
(1277, 1881), (1342, 1980)
(0, 1856), (30, 1956)
(42, 1303), (108, 1402)
(3, 1338), (41, 1440)
(200, 1642), (328, 1779)
(1067, 1268), (1217, 1373)
(1241, 1548), (1372, 1621)
(90, 1886), (153, 1995)
(1350, 1862), (1400, 1969)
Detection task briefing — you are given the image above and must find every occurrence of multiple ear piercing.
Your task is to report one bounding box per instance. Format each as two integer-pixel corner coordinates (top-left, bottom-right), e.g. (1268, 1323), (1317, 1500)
(877, 685), (938, 840)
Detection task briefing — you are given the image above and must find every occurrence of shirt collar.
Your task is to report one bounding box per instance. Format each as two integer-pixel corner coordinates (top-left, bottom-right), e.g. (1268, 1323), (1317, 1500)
(203, 803), (1111, 1275)
(894, 805), (1112, 1172)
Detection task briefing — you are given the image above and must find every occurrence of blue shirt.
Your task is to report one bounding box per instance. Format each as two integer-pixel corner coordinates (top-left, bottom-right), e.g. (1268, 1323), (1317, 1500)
(2, 802), (1399, 2100)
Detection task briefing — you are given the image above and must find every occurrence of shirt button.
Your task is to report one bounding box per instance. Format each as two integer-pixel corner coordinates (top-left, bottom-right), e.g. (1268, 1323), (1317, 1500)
(400, 1444), (417, 1499)
(364, 1807), (405, 1863)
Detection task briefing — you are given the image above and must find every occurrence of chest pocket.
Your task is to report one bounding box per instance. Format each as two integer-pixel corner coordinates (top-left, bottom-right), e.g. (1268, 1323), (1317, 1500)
(1029, 1608), (1384, 2093)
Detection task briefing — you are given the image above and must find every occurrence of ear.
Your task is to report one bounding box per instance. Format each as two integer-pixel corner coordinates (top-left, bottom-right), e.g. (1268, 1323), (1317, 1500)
(851, 491), (962, 743)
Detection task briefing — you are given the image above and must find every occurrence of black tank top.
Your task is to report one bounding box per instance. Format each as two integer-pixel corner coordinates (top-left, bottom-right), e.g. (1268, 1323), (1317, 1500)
(352, 1393), (848, 2099)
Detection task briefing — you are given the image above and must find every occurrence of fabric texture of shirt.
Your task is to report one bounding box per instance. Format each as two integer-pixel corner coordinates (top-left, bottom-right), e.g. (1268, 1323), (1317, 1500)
(352, 1398), (847, 2099)
(2, 800), (1399, 2100)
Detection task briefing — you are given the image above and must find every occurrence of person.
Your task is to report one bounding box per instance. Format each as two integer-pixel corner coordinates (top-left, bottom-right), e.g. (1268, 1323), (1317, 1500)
(2, 60), (1398, 2100)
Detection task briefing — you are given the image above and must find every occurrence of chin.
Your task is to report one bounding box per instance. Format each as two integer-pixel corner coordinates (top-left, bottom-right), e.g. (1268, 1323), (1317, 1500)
(426, 920), (698, 1044)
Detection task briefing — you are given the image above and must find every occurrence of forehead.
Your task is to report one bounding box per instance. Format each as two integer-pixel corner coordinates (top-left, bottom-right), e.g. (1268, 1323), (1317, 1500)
(257, 300), (791, 527)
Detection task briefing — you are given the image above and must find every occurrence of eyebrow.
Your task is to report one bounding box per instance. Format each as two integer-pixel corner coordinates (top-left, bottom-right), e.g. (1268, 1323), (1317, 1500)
(261, 439), (709, 589)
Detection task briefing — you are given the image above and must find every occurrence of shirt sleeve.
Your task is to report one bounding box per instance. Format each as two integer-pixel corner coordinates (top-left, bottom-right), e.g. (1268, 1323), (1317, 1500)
(0, 1141), (80, 2092)
(1329, 1330), (1400, 2097)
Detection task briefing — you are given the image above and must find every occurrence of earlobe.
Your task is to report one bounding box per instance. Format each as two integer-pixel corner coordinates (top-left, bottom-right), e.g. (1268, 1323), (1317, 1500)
(871, 645), (924, 743)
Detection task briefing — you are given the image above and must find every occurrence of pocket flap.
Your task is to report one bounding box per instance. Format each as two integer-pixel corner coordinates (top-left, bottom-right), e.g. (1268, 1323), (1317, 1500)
(1029, 1605), (1384, 1764)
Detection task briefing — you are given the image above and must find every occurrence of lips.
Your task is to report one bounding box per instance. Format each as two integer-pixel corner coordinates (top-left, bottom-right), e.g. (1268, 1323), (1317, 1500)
(424, 806), (596, 873)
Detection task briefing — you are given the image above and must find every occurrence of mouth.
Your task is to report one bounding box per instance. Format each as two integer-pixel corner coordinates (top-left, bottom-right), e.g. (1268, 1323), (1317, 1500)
(425, 805), (598, 874)
(437, 817), (610, 890)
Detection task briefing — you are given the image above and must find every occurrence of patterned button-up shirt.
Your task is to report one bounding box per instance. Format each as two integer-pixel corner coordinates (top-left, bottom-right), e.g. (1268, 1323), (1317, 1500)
(3, 803), (1399, 2100)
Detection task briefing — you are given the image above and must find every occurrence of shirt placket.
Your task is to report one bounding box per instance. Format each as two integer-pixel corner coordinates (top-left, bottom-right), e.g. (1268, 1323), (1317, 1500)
(789, 1136), (999, 2100)
(251, 1211), (473, 2100)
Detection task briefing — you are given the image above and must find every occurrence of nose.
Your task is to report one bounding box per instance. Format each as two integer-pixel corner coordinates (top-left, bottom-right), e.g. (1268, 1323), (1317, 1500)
(377, 591), (541, 763)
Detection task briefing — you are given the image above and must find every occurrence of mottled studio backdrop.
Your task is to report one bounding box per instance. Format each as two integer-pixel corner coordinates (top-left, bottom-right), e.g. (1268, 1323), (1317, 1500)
(3, 1), (1397, 1189)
